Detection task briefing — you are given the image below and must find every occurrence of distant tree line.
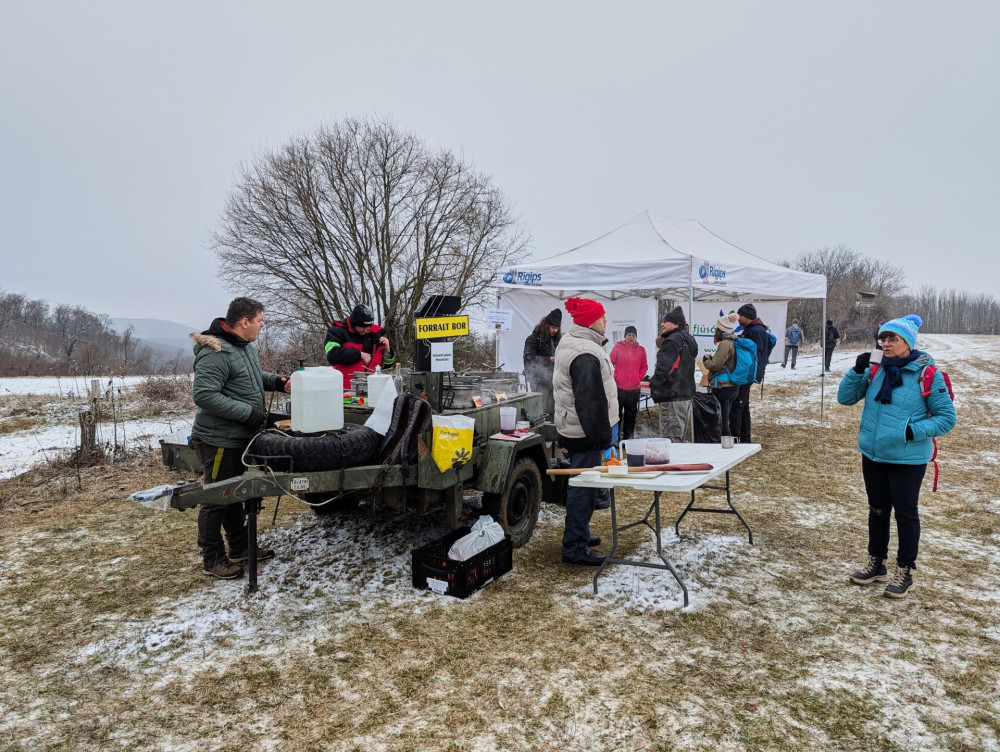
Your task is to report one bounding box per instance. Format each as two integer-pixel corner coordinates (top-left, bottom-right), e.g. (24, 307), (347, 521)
(784, 245), (1000, 342)
(0, 290), (159, 377)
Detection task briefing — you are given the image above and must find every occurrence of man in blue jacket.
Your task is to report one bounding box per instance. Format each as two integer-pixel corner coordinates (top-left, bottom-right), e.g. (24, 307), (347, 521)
(730, 303), (769, 443)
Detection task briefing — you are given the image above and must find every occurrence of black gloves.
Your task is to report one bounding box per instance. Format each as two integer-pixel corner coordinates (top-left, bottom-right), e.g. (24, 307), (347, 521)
(905, 425), (914, 441)
(853, 352), (872, 374)
(243, 407), (266, 429)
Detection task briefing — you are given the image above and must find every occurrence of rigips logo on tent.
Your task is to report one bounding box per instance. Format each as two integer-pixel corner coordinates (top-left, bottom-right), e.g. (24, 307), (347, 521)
(502, 269), (543, 285)
(698, 261), (727, 283)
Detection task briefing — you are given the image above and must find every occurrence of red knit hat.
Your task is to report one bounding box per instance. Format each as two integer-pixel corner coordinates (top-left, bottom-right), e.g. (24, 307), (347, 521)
(565, 297), (606, 328)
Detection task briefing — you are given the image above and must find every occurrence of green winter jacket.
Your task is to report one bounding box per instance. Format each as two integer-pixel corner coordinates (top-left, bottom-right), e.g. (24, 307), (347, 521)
(190, 318), (285, 448)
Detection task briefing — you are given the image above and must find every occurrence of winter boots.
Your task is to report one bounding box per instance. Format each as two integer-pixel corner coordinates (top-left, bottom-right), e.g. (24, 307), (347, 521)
(850, 555), (915, 598)
(883, 565), (914, 599)
(849, 554), (889, 585)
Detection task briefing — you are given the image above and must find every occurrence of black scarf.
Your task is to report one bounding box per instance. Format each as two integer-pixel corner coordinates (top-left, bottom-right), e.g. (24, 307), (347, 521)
(874, 350), (921, 404)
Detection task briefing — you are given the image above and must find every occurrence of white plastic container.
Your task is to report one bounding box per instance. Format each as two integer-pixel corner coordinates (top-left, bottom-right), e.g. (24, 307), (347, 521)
(366, 366), (392, 410)
(290, 367), (344, 433)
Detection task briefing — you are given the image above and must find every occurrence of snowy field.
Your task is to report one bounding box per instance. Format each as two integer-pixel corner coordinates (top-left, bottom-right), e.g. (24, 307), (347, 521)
(1, 334), (997, 751)
(0, 375), (191, 480)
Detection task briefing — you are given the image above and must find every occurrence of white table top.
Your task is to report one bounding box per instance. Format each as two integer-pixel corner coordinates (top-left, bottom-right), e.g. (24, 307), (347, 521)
(568, 442), (761, 493)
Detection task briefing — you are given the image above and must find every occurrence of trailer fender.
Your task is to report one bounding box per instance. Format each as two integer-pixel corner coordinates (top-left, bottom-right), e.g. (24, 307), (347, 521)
(475, 436), (547, 496)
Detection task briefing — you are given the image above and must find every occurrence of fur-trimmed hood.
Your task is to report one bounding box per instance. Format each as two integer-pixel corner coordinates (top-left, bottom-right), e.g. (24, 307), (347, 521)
(191, 317), (246, 355)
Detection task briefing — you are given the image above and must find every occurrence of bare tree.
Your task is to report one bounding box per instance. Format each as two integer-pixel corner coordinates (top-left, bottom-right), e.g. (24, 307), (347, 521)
(212, 116), (530, 359)
(783, 245), (908, 342)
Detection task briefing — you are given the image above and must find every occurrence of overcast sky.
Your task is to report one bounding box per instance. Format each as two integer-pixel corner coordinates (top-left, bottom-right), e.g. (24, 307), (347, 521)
(2, 1), (997, 330)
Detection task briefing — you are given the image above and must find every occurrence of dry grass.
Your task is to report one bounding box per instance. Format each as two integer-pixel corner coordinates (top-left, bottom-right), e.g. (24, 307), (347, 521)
(1, 339), (997, 751)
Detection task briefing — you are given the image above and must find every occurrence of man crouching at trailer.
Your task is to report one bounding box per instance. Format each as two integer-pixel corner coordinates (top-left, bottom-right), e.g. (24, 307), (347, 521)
(324, 303), (396, 380)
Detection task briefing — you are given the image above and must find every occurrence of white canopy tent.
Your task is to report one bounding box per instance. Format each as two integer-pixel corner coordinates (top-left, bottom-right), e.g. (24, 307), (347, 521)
(494, 211), (832, 420)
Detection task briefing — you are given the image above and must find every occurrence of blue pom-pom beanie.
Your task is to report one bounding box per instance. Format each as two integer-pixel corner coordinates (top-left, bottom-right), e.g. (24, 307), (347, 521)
(878, 314), (922, 349)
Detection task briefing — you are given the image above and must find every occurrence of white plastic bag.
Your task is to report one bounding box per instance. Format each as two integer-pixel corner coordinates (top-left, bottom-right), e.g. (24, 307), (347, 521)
(447, 515), (506, 561)
(128, 484), (174, 512)
(363, 379), (398, 436)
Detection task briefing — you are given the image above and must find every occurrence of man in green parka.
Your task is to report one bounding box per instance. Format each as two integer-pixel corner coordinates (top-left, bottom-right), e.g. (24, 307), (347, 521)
(190, 297), (291, 579)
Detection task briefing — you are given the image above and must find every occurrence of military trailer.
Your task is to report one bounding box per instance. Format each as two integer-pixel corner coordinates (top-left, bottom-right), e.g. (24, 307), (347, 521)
(160, 367), (555, 558)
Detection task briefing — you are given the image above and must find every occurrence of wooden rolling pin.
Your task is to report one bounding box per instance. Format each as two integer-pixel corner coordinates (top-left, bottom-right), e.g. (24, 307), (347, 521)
(546, 463), (713, 476)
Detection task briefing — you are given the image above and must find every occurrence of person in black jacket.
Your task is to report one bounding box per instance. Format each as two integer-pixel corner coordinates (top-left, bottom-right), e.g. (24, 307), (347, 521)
(824, 319), (841, 371)
(730, 303), (768, 443)
(649, 306), (698, 442)
(522, 308), (562, 418)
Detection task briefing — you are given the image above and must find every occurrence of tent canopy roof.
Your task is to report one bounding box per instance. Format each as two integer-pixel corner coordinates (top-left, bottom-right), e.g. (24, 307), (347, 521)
(496, 211), (826, 301)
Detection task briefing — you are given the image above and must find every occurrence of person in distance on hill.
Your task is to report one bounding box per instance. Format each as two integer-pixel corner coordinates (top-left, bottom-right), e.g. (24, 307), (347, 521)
(523, 308), (562, 419)
(649, 307), (697, 443)
(837, 314), (956, 599)
(553, 297), (619, 566)
(782, 318), (804, 369)
(190, 297), (292, 580)
(325, 304), (396, 381)
(609, 325), (648, 441)
(824, 319), (840, 371)
(729, 303), (769, 444)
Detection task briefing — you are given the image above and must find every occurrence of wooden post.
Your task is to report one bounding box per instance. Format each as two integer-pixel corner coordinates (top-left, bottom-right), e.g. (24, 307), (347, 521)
(78, 409), (98, 463)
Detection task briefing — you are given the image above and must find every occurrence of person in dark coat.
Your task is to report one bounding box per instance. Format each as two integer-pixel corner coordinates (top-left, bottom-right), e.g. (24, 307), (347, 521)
(522, 308), (562, 418)
(824, 319), (840, 371)
(649, 306), (698, 442)
(729, 303), (768, 443)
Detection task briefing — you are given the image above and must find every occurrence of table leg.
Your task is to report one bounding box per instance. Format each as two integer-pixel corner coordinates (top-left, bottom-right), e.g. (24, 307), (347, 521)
(674, 470), (753, 544)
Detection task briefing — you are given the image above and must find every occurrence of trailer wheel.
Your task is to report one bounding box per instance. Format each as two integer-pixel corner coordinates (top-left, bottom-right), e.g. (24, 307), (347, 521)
(248, 424), (381, 472)
(482, 457), (541, 548)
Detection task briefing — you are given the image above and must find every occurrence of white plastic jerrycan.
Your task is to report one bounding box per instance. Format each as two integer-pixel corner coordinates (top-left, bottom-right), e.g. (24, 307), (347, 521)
(290, 367), (344, 433)
(366, 365), (393, 410)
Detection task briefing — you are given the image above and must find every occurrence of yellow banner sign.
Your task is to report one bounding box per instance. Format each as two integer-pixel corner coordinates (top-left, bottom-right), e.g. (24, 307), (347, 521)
(415, 315), (470, 339)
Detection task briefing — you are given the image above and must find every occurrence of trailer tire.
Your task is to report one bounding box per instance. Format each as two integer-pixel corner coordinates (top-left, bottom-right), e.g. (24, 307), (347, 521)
(248, 424), (381, 472)
(482, 457), (541, 548)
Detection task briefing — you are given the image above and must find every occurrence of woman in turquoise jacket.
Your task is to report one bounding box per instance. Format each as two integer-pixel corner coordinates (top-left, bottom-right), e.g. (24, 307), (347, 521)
(837, 314), (956, 599)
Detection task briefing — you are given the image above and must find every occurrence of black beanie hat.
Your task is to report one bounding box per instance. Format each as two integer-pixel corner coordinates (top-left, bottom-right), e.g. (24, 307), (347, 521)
(737, 303), (757, 319)
(349, 304), (375, 328)
(545, 308), (562, 327)
(624, 325), (637, 337)
(662, 306), (686, 326)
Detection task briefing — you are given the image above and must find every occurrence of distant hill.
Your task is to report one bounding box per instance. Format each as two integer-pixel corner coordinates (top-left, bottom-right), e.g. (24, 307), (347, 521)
(110, 318), (196, 370)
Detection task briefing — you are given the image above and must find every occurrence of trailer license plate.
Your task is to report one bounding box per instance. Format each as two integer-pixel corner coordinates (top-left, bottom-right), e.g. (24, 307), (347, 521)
(290, 477), (309, 491)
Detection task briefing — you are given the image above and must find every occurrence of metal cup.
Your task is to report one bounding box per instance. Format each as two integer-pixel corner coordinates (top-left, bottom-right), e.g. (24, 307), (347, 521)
(721, 435), (737, 449)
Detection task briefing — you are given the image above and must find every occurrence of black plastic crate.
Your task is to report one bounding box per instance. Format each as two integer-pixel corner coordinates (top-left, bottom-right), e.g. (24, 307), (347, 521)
(411, 526), (513, 599)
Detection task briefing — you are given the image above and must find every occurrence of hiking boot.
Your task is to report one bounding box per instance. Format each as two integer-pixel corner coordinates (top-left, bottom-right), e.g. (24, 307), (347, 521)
(229, 547), (275, 564)
(203, 559), (244, 579)
(849, 554), (889, 585)
(884, 565), (914, 599)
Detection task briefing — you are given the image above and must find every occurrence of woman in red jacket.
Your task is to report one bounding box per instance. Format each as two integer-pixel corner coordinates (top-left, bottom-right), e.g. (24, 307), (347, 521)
(609, 325), (648, 440)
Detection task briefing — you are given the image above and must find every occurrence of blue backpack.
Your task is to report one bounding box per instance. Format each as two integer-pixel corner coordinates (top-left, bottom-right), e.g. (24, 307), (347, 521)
(712, 338), (759, 387)
(764, 330), (777, 361)
(788, 327), (801, 345)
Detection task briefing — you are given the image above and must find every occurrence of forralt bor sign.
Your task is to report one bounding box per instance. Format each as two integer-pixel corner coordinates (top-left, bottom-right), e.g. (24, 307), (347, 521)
(415, 315), (470, 340)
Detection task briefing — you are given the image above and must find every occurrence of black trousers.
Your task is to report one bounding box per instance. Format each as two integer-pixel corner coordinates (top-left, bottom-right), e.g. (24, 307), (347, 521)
(617, 388), (640, 440)
(192, 440), (251, 566)
(861, 456), (926, 569)
(729, 383), (753, 443)
(824, 347), (835, 370)
(711, 385), (739, 436)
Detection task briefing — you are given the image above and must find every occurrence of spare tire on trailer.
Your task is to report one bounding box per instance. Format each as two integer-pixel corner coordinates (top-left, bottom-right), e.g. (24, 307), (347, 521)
(247, 424), (381, 472)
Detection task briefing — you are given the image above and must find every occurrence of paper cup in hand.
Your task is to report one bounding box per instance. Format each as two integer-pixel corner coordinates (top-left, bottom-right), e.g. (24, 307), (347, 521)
(870, 349), (883, 365)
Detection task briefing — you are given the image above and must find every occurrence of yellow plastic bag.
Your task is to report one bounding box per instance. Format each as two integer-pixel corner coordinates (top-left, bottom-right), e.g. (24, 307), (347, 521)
(431, 414), (475, 473)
